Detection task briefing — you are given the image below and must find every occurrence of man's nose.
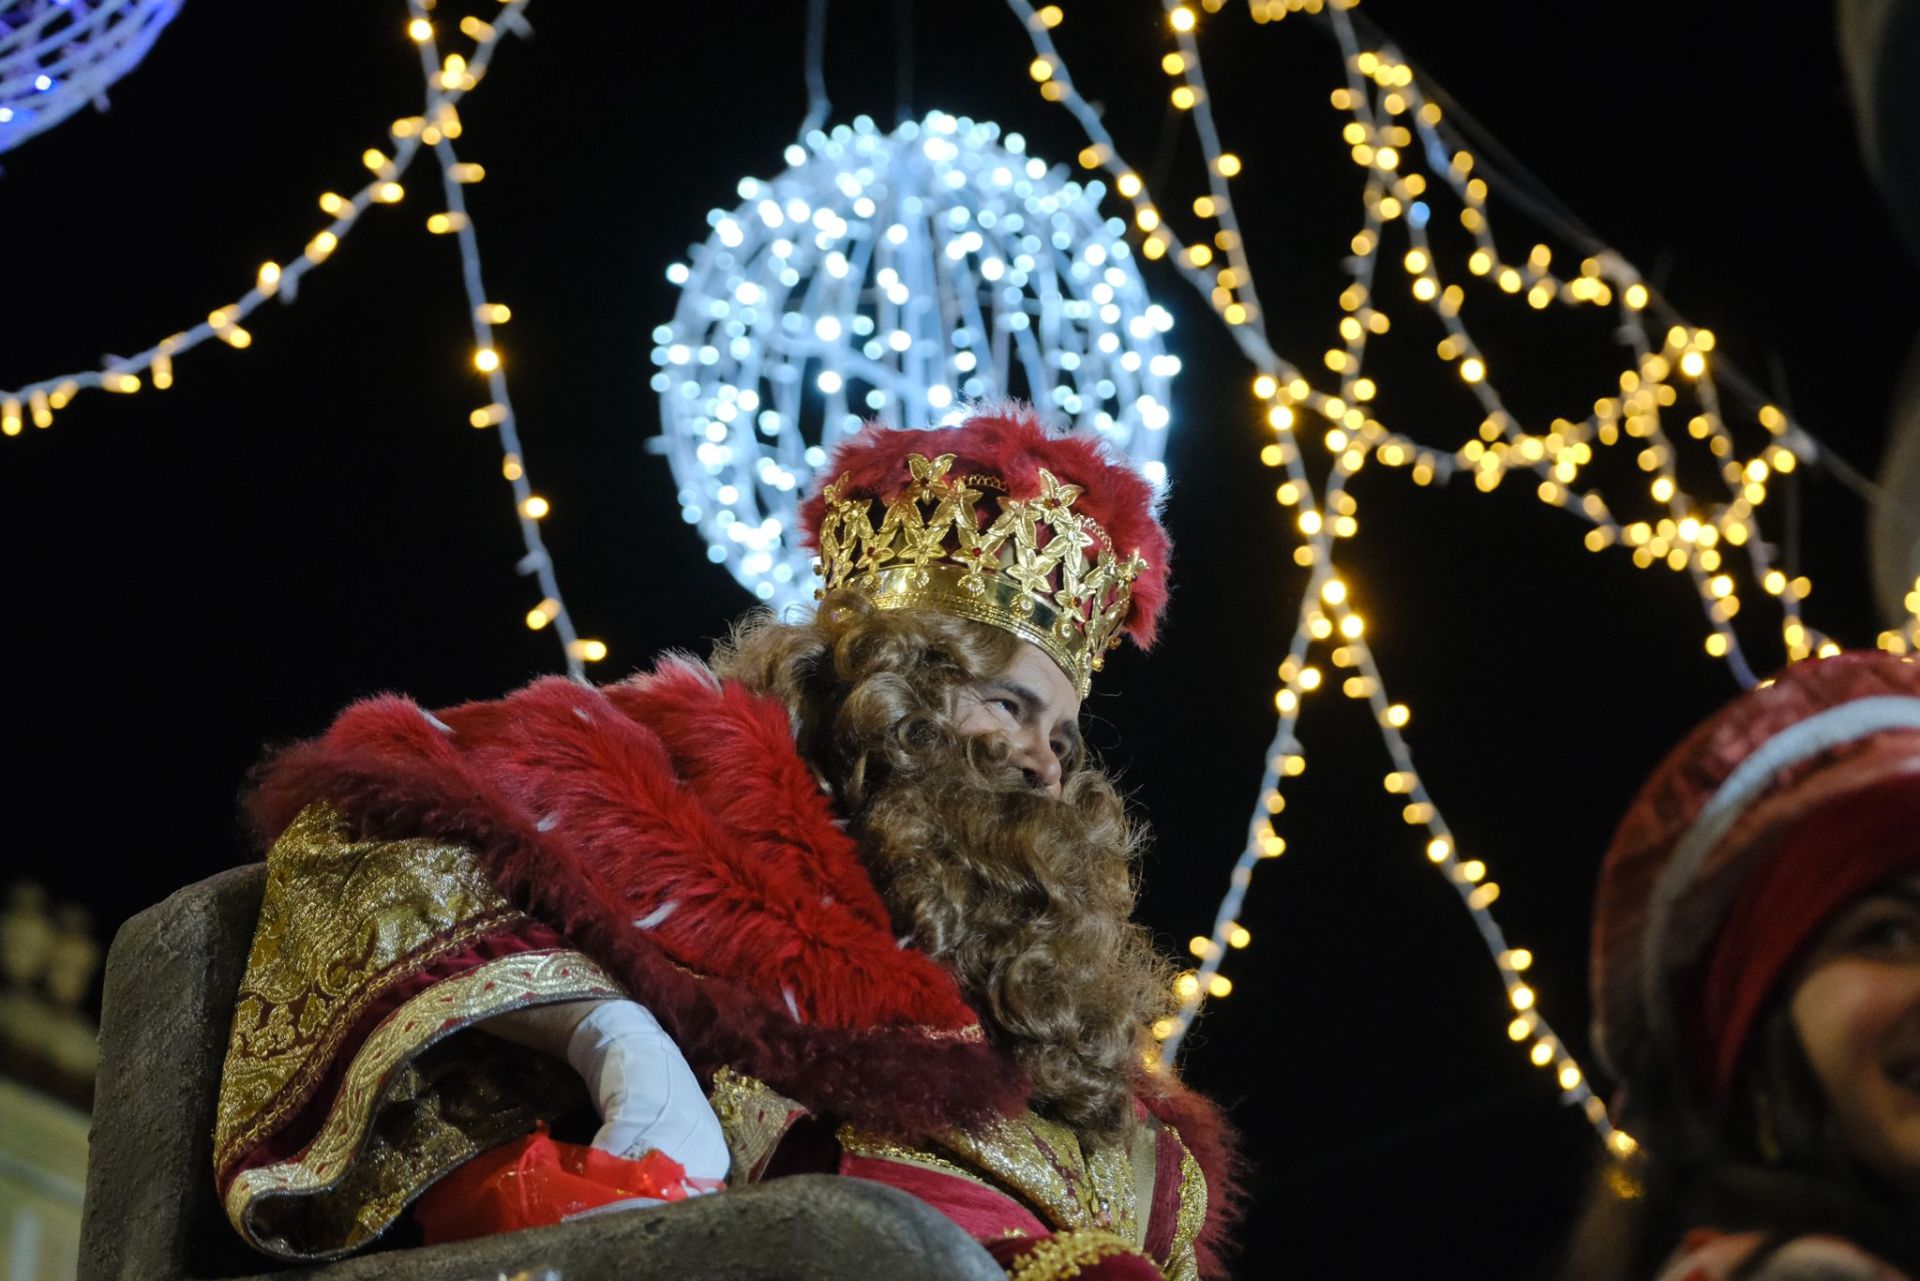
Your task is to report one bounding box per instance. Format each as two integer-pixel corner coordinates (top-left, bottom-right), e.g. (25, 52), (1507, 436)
(1017, 730), (1063, 796)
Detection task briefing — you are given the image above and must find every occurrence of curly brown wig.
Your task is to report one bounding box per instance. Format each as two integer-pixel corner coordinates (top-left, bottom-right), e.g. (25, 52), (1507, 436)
(710, 588), (1175, 1141)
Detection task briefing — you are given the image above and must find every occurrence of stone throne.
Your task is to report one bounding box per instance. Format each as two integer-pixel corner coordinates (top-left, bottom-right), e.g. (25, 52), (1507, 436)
(78, 866), (1003, 1280)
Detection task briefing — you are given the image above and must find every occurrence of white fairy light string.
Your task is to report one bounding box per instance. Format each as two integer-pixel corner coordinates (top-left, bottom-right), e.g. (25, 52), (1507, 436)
(0, 1), (602, 679)
(652, 110), (1179, 611)
(0, 0), (183, 155)
(1015, 0), (1900, 1152)
(404, 1), (596, 674)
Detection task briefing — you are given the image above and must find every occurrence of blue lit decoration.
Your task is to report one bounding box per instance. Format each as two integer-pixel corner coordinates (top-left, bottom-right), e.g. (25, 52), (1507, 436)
(652, 110), (1179, 610)
(0, 0), (184, 155)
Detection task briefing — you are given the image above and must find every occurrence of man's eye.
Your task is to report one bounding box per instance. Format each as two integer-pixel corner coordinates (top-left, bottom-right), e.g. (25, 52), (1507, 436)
(991, 697), (1020, 715)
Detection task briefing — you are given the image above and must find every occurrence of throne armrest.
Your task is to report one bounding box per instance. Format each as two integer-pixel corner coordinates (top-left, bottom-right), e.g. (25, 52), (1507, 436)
(81, 864), (266, 1281)
(280, 1175), (1005, 1281)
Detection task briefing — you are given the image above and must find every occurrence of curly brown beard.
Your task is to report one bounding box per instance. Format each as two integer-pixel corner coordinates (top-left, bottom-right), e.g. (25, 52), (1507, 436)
(856, 745), (1172, 1140)
(711, 590), (1174, 1141)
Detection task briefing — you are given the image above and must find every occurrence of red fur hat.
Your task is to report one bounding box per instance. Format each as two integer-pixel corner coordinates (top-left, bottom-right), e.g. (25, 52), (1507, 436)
(799, 404), (1172, 688)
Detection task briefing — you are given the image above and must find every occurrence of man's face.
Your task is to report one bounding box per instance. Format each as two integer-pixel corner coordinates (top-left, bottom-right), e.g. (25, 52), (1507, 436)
(951, 640), (1082, 799)
(854, 632), (1158, 1136)
(1790, 871), (1920, 1194)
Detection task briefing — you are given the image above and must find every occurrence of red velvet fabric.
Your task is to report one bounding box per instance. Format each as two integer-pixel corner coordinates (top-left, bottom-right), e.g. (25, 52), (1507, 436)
(838, 1152), (1048, 1241)
(1141, 1124), (1185, 1263)
(1138, 1080), (1244, 1279)
(1699, 773), (1920, 1100)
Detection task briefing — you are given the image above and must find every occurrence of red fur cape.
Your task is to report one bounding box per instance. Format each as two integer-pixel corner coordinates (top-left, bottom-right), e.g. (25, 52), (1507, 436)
(248, 659), (1240, 1271)
(249, 658), (1024, 1137)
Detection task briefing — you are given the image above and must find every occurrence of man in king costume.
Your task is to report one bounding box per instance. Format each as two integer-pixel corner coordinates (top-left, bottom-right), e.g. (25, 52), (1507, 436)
(213, 406), (1242, 1279)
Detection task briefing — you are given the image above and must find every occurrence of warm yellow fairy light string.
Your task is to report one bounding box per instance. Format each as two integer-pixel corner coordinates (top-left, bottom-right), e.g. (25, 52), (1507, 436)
(403, 2), (600, 674)
(1146, 2), (1618, 1141)
(0, 9), (491, 427)
(1014, 0), (1879, 1153)
(0, 1), (605, 679)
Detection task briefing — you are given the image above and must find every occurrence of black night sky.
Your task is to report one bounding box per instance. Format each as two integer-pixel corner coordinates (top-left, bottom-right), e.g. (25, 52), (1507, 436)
(2, 3), (1913, 1277)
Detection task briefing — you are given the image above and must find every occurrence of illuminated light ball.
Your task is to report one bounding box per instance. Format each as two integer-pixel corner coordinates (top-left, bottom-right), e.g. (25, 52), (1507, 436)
(0, 0), (184, 154)
(653, 110), (1179, 609)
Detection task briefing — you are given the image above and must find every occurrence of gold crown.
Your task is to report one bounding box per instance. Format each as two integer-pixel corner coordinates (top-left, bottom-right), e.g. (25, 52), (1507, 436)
(813, 452), (1147, 695)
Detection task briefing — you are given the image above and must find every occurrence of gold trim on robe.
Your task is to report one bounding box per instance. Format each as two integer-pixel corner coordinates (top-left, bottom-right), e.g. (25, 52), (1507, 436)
(214, 803), (625, 1260)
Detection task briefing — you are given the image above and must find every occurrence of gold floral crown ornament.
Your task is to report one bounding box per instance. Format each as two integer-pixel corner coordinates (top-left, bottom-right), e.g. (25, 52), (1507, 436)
(813, 452), (1149, 696)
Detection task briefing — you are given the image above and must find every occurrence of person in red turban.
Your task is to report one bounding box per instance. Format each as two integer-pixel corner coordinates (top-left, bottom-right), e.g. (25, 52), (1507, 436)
(1566, 652), (1920, 1280)
(212, 404), (1238, 1280)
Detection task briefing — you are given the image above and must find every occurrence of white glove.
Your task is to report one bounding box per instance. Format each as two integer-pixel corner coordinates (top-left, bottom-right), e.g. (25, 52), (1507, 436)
(565, 999), (731, 1186)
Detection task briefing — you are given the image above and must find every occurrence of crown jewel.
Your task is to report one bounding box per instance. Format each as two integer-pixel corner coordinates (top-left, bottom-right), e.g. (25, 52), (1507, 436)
(813, 451), (1148, 695)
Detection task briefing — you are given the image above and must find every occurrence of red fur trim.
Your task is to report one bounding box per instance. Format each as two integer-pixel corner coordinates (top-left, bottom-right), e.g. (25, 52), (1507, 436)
(798, 403), (1173, 647)
(1140, 1078), (1246, 1280)
(246, 663), (1027, 1137)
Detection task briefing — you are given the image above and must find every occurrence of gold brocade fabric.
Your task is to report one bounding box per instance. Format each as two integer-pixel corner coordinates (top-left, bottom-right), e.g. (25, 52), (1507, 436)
(1005, 1228), (1152, 1281)
(707, 1066), (808, 1185)
(838, 1107), (1207, 1276)
(215, 803), (528, 1172)
(214, 803), (625, 1260)
(940, 1113), (1146, 1245)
